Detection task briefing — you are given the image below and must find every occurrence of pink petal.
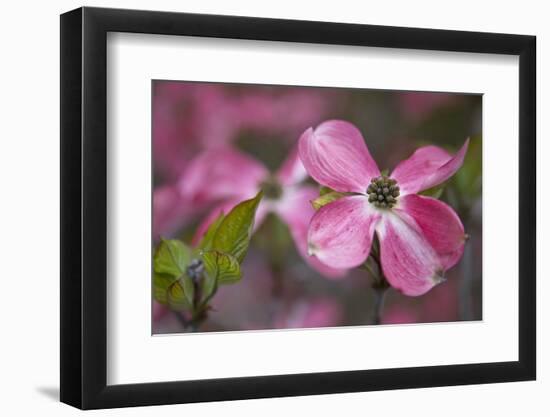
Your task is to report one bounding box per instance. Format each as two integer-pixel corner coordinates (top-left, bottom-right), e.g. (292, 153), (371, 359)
(377, 213), (444, 297)
(308, 196), (380, 269)
(298, 120), (380, 193)
(276, 144), (308, 186)
(274, 186), (347, 278)
(391, 139), (469, 195)
(179, 147), (268, 203)
(396, 194), (466, 269)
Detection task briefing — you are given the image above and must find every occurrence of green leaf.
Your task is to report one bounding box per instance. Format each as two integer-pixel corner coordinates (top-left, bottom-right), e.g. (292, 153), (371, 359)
(197, 212), (225, 252)
(181, 276), (195, 307)
(153, 272), (176, 305)
(319, 186), (334, 196)
(200, 269), (218, 305)
(420, 184), (445, 199)
(311, 191), (346, 210)
(153, 238), (191, 277)
(212, 191), (263, 263)
(154, 273), (193, 311)
(202, 250), (241, 285)
(153, 239), (194, 311)
(166, 280), (191, 311)
(450, 135), (482, 200)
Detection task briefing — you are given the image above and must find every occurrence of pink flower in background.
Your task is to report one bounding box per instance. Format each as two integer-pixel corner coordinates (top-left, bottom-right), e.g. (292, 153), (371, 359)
(398, 92), (456, 121)
(181, 146), (345, 278)
(153, 83), (241, 182)
(382, 279), (460, 324)
(299, 120), (468, 296)
(151, 82), (341, 238)
(152, 300), (169, 322)
(152, 141), (263, 239)
(380, 307), (418, 325)
(153, 82), (337, 182)
(180, 148), (268, 206)
(237, 90), (333, 137)
(152, 185), (200, 239)
(274, 299), (343, 329)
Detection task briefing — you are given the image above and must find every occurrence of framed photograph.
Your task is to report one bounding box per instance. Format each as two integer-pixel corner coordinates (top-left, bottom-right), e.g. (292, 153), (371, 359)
(60, 6), (536, 409)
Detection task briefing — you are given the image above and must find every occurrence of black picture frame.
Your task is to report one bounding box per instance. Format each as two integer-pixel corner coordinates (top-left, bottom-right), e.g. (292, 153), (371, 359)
(60, 6), (536, 410)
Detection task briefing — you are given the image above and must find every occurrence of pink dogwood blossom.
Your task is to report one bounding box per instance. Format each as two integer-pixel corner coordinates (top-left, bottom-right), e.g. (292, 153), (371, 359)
(299, 120), (468, 296)
(180, 146), (345, 278)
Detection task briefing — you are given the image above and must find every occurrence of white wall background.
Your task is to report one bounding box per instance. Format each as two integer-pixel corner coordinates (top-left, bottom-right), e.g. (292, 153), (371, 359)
(0, 0), (545, 415)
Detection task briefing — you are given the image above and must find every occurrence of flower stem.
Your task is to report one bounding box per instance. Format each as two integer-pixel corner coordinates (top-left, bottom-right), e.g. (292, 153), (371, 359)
(459, 230), (474, 321)
(364, 238), (389, 325)
(174, 311), (189, 328)
(174, 310), (207, 332)
(372, 286), (388, 325)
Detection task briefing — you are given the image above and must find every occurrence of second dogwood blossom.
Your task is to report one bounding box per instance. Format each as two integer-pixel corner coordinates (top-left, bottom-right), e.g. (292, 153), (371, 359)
(180, 145), (345, 278)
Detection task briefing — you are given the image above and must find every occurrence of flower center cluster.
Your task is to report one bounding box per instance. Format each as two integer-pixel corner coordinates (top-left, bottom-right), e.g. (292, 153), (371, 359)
(186, 259), (205, 282)
(260, 176), (283, 200)
(367, 176), (400, 209)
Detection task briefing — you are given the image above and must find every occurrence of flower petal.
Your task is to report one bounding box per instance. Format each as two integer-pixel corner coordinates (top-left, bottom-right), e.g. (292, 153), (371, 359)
(391, 139), (469, 195)
(276, 144), (308, 186)
(377, 213), (444, 296)
(298, 120), (380, 193)
(396, 194), (466, 269)
(179, 147), (268, 203)
(308, 195), (380, 269)
(275, 186), (347, 278)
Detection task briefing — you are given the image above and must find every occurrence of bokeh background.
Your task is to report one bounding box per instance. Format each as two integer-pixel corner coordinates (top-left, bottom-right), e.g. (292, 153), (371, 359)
(152, 80), (482, 334)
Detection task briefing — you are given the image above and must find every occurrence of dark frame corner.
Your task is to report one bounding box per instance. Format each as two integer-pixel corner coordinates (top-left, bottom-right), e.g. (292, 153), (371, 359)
(60, 6), (536, 409)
